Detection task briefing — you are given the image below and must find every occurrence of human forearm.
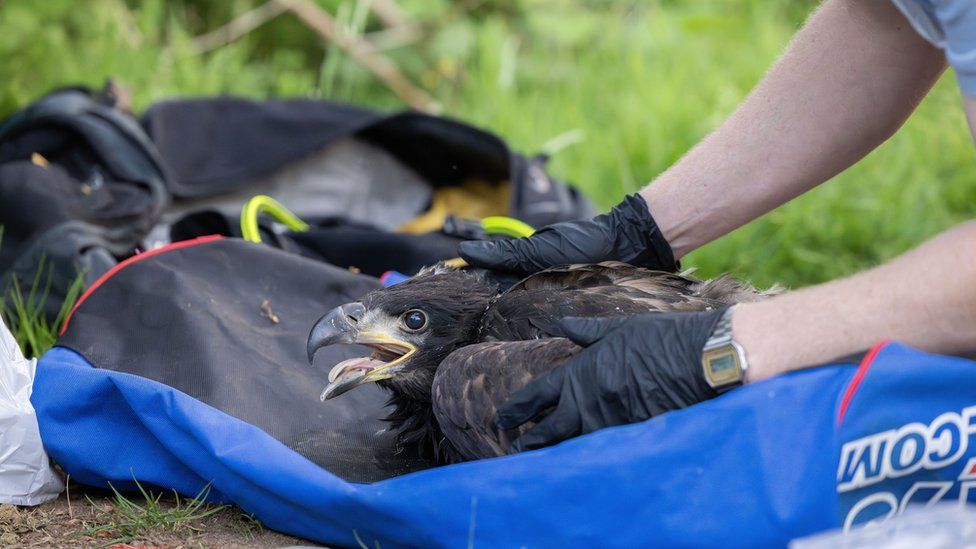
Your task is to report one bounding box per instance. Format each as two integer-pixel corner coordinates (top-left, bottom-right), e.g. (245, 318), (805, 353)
(640, 0), (945, 258)
(735, 221), (976, 382)
(965, 96), (976, 144)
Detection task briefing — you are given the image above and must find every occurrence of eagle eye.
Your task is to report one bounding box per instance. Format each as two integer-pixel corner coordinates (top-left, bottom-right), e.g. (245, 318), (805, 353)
(401, 309), (428, 332)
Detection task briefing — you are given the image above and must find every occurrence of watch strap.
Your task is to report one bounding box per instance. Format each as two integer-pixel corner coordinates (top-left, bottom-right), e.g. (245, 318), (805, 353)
(704, 306), (735, 349)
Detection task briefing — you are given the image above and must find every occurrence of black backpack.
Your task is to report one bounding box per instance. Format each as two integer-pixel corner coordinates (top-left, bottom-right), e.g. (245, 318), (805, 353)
(0, 85), (168, 321)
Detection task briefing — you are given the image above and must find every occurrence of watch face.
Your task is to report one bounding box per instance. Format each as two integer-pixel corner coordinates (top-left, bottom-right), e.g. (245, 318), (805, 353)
(702, 346), (743, 388)
(710, 353), (737, 373)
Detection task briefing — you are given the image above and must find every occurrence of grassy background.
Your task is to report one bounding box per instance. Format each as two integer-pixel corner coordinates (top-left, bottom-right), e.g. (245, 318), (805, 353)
(1, 0), (974, 290)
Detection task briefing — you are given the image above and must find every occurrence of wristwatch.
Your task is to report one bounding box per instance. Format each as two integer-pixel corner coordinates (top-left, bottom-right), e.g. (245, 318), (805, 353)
(701, 306), (748, 393)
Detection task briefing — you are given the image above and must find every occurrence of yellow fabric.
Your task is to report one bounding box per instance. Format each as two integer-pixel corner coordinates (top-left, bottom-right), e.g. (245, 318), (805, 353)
(397, 180), (509, 234)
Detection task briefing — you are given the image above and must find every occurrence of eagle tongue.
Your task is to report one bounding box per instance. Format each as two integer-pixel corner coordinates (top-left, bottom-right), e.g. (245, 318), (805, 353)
(328, 356), (388, 383)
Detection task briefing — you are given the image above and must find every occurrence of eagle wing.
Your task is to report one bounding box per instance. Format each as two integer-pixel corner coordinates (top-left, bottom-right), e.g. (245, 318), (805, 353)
(479, 262), (765, 341)
(431, 262), (770, 462)
(431, 338), (578, 462)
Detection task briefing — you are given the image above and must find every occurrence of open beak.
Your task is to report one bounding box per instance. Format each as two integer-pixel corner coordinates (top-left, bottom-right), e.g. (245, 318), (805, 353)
(307, 302), (416, 401)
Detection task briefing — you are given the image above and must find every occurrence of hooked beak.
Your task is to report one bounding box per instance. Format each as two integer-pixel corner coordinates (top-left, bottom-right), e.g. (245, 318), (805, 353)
(307, 302), (416, 401)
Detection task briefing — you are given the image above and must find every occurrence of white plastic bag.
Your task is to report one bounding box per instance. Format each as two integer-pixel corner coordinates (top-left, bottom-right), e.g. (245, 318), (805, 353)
(791, 504), (976, 549)
(0, 316), (63, 505)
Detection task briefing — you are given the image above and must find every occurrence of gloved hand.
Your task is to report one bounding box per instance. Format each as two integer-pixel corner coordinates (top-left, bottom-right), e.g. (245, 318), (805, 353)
(496, 308), (728, 452)
(458, 194), (677, 275)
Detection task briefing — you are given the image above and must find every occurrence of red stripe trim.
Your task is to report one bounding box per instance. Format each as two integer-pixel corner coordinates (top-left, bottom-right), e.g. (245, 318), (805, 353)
(59, 235), (224, 336)
(836, 340), (890, 427)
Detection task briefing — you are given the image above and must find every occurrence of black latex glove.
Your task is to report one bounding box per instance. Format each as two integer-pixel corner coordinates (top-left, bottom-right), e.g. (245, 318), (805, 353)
(458, 194), (677, 275)
(496, 308), (728, 452)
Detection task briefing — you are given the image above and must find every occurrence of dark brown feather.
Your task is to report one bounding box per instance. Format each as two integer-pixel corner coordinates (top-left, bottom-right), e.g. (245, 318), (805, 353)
(431, 338), (578, 462)
(479, 262), (764, 341)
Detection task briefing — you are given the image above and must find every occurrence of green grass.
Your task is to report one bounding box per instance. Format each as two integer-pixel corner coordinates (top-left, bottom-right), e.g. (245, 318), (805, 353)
(1, 0), (974, 290)
(1, 260), (84, 359)
(81, 480), (225, 546)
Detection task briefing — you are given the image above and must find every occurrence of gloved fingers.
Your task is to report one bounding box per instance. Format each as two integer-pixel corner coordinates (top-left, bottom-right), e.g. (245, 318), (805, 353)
(458, 238), (527, 273)
(495, 363), (569, 430)
(459, 194), (680, 274)
(559, 316), (631, 346)
(459, 229), (566, 275)
(510, 403), (582, 452)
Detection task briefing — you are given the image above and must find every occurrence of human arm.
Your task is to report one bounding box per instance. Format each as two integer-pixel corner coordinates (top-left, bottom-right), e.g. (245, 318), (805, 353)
(737, 220), (976, 382)
(461, 0), (946, 272)
(729, 2), (976, 370)
(643, 0), (946, 257)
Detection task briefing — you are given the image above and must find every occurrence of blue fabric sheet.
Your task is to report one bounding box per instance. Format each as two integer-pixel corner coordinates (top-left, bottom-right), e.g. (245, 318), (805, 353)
(31, 343), (976, 547)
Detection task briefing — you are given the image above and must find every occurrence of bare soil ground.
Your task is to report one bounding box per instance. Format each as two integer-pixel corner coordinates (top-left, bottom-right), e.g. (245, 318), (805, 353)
(0, 486), (326, 548)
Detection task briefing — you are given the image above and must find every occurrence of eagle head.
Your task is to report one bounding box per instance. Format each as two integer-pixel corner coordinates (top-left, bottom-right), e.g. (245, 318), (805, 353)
(307, 265), (498, 402)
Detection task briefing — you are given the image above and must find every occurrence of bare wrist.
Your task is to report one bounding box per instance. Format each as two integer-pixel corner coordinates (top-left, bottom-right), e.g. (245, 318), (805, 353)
(639, 183), (698, 260)
(730, 303), (770, 383)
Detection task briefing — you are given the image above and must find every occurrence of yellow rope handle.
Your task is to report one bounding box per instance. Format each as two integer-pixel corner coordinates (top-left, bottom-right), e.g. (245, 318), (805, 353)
(240, 195), (310, 243)
(480, 216), (535, 239)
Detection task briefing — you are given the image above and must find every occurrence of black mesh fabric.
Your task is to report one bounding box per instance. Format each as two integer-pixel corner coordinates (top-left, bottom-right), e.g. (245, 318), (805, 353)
(57, 237), (436, 482)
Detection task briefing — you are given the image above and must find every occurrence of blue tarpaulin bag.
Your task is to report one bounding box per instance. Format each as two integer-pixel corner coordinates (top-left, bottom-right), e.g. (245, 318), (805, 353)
(31, 333), (976, 547)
